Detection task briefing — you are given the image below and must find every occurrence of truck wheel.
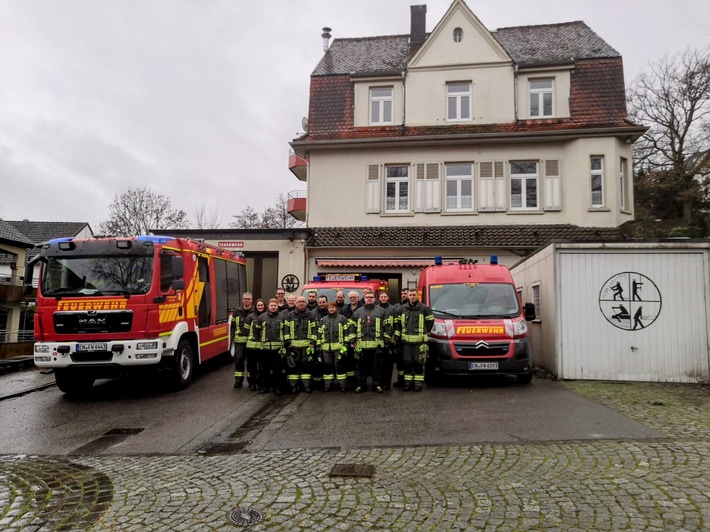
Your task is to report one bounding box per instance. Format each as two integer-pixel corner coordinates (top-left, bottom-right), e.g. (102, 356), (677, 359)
(55, 369), (95, 396)
(171, 339), (195, 389)
(516, 371), (533, 385)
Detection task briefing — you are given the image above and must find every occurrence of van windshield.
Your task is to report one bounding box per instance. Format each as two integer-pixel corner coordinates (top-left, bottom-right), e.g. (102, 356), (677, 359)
(428, 282), (520, 319)
(302, 288), (365, 300)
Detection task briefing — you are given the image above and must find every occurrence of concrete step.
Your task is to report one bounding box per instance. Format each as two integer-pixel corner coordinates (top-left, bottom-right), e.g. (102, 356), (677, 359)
(0, 356), (36, 375)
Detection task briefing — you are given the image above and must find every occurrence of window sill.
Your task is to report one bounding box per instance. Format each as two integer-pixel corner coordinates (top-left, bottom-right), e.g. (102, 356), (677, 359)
(441, 211), (477, 216)
(620, 208), (632, 215)
(506, 210), (545, 215)
(588, 207), (610, 212)
(380, 212), (415, 217)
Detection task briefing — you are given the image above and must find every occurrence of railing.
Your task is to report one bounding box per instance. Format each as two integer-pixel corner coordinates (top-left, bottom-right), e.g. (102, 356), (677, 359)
(0, 330), (35, 343)
(287, 190), (307, 200)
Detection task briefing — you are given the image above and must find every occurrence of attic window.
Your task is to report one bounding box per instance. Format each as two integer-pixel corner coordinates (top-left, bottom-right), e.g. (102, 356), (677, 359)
(453, 28), (463, 43)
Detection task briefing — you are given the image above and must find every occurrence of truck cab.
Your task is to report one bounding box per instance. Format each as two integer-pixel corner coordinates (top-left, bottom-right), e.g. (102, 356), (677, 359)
(419, 256), (536, 385)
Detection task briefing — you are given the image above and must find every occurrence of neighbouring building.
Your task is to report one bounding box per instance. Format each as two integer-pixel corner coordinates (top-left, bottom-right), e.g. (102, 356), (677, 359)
(288, 0), (647, 293)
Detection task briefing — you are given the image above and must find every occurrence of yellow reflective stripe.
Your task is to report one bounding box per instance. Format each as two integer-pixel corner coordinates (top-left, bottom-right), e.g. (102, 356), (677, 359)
(300, 374), (312, 379)
(414, 375), (425, 381)
(404, 375), (415, 381)
(159, 331), (172, 337)
(200, 334), (228, 347)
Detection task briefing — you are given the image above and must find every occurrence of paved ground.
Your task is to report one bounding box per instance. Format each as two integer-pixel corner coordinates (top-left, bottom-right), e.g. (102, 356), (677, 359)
(0, 366), (56, 400)
(1, 376), (708, 531)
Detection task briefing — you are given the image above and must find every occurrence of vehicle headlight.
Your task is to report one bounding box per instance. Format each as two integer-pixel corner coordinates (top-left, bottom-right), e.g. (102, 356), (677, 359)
(34, 345), (51, 354)
(136, 341), (158, 351)
(513, 320), (528, 336)
(430, 321), (448, 337)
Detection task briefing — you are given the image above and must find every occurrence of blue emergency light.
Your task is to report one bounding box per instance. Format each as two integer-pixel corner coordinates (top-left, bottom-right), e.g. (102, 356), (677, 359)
(434, 256), (443, 266)
(490, 255), (498, 265)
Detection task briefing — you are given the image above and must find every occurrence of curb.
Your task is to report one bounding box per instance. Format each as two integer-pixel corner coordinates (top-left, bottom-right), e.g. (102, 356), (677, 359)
(0, 356), (36, 375)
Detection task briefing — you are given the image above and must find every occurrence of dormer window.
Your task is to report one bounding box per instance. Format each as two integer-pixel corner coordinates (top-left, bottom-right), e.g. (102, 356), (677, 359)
(529, 79), (554, 118)
(370, 87), (393, 125)
(453, 28), (463, 43)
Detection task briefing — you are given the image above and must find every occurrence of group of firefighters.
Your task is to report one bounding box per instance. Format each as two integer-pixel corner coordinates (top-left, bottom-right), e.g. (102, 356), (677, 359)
(231, 286), (434, 395)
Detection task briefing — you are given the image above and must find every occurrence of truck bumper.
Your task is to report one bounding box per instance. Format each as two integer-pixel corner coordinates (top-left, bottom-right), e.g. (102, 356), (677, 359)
(426, 337), (532, 377)
(33, 338), (175, 369)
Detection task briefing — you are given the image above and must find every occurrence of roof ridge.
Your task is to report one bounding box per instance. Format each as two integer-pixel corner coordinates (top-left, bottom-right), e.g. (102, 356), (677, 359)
(495, 20), (586, 31)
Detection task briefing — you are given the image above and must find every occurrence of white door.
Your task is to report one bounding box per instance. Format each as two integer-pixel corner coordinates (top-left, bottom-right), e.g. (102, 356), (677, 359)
(558, 251), (709, 382)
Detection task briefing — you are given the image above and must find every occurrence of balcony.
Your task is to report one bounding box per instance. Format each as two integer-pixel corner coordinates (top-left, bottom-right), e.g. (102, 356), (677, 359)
(288, 150), (308, 181)
(287, 190), (307, 222)
(0, 283), (32, 303)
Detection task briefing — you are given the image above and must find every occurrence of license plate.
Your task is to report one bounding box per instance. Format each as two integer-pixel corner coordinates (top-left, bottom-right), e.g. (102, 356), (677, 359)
(469, 362), (499, 370)
(76, 343), (108, 352)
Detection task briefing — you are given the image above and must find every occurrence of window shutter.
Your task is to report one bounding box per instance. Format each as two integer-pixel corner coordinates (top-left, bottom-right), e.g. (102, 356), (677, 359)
(543, 159), (561, 211)
(425, 163), (440, 212)
(414, 163), (426, 212)
(478, 161), (495, 211)
(366, 164), (381, 213)
(494, 161), (506, 211)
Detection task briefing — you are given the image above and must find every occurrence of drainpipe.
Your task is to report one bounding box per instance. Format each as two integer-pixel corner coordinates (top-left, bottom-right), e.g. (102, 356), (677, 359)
(401, 70), (407, 127)
(513, 63), (519, 121)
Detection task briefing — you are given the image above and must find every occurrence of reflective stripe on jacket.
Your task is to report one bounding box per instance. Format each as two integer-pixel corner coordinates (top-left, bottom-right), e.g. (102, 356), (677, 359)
(318, 313), (352, 351)
(399, 301), (435, 343)
(351, 304), (390, 349)
(284, 309), (318, 347)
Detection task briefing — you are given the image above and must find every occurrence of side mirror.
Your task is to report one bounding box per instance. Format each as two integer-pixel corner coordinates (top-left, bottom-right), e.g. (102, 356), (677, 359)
(172, 279), (185, 291)
(523, 302), (536, 321)
(23, 254), (42, 297)
(171, 256), (184, 279)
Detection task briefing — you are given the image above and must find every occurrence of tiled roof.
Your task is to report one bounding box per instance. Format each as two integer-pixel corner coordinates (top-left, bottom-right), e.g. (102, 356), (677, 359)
(6, 220), (90, 244)
(309, 225), (624, 248)
(493, 21), (619, 66)
(0, 220), (34, 247)
(312, 22), (617, 77)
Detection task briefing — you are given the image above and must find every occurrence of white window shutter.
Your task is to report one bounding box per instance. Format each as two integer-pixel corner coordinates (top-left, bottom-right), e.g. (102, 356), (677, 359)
(494, 161), (506, 211)
(478, 161), (495, 211)
(366, 164), (381, 213)
(414, 163), (426, 212)
(425, 163), (440, 212)
(544, 159), (561, 211)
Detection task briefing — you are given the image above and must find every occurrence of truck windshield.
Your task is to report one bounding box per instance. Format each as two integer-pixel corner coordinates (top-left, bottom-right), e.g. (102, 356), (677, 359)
(429, 282), (520, 319)
(42, 256), (153, 297)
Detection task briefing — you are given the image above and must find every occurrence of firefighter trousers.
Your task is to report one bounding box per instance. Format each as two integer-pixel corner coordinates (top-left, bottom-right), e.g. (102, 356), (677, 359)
(233, 343), (256, 386)
(356, 347), (383, 390)
(287, 347), (312, 392)
(258, 349), (285, 394)
(402, 343), (425, 391)
(379, 343), (396, 389)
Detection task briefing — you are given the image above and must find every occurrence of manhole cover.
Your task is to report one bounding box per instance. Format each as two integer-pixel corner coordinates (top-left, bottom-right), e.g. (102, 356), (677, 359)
(329, 464), (375, 478)
(228, 508), (264, 526)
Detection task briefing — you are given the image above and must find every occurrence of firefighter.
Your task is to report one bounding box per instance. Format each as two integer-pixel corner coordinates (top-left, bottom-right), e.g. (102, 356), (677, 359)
(310, 295), (329, 389)
(318, 301), (352, 392)
(284, 296), (319, 393)
(275, 288), (288, 312)
(311, 295), (329, 320)
(350, 291), (391, 393)
(279, 294), (297, 318)
(340, 291), (362, 389)
(398, 288), (435, 391)
(334, 290), (346, 313)
(377, 290), (400, 390)
(306, 290), (318, 311)
(244, 299), (265, 391)
(392, 288), (409, 388)
(252, 298), (286, 395)
(232, 292), (253, 389)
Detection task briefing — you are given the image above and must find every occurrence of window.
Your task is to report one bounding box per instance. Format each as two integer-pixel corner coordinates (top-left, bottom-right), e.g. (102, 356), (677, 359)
(620, 157), (629, 211)
(445, 163), (474, 211)
(370, 87), (393, 125)
(447, 82), (471, 121)
(385, 165), (409, 213)
(453, 28), (463, 42)
(591, 156), (604, 207)
(529, 79), (554, 117)
(532, 283), (541, 320)
(509, 161), (538, 209)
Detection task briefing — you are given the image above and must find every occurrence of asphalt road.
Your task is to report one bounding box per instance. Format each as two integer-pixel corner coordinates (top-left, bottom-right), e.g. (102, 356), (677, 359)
(0, 362), (659, 456)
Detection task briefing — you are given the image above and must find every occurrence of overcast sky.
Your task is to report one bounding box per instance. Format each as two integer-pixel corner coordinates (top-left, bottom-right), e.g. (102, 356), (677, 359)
(0, 0), (707, 231)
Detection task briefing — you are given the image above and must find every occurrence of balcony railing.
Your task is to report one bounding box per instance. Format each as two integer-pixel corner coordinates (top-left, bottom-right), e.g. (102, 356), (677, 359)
(0, 330), (34, 343)
(286, 190), (307, 222)
(288, 150), (308, 181)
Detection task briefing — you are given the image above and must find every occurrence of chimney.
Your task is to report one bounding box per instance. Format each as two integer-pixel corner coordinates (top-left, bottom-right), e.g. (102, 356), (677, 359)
(321, 27), (332, 52)
(410, 5), (427, 44)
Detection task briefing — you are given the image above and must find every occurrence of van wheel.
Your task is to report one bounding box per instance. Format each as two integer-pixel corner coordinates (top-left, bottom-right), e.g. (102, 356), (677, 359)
(171, 340), (194, 389)
(55, 369), (95, 396)
(516, 371), (533, 385)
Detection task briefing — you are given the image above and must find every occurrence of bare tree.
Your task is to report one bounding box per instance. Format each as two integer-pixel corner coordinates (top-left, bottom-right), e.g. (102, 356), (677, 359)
(99, 187), (189, 236)
(230, 194), (304, 229)
(628, 46), (710, 223)
(193, 200), (223, 229)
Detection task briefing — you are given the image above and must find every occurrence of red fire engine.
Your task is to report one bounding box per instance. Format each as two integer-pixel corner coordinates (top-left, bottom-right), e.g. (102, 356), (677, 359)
(24, 235), (246, 395)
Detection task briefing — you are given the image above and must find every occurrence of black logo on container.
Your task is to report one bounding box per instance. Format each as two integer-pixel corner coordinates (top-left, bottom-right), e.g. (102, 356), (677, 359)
(599, 272), (661, 331)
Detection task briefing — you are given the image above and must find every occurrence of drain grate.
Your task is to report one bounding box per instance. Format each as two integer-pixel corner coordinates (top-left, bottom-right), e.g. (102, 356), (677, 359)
(198, 442), (248, 454)
(228, 508), (264, 526)
(104, 428), (144, 436)
(329, 463), (375, 478)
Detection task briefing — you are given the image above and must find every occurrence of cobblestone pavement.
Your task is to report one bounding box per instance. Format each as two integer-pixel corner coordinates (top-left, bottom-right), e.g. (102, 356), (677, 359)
(1, 381), (708, 531)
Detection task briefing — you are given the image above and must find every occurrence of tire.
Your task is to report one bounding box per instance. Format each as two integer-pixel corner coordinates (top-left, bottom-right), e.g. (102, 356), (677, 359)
(516, 371), (533, 385)
(55, 369), (95, 396)
(171, 339), (195, 389)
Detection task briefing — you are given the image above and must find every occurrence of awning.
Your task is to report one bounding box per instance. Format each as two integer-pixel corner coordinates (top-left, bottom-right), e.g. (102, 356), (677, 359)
(315, 258), (438, 268)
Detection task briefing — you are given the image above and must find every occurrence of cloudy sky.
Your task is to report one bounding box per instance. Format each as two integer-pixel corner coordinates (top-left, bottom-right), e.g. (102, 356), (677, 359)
(0, 0), (707, 231)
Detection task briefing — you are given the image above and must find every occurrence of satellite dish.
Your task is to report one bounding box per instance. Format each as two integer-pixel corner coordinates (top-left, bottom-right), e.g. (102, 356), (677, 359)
(301, 117), (308, 133)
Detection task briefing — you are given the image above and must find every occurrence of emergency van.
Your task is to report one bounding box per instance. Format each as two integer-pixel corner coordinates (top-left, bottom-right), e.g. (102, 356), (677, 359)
(418, 256), (536, 384)
(301, 274), (388, 300)
(24, 235), (246, 395)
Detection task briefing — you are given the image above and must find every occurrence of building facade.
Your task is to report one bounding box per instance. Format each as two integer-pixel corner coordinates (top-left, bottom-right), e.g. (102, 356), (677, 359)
(289, 0), (646, 293)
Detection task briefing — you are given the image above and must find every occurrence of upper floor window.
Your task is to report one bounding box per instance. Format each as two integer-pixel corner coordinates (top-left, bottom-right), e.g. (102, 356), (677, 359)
(447, 82), (471, 121)
(591, 156), (604, 207)
(370, 87), (393, 125)
(445, 163), (474, 211)
(510, 161), (538, 210)
(529, 79), (554, 118)
(385, 165), (409, 213)
(453, 28), (463, 43)
(620, 157), (629, 211)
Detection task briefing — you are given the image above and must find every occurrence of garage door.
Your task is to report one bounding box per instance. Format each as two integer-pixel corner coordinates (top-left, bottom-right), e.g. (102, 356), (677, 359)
(559, 251), (709, 382)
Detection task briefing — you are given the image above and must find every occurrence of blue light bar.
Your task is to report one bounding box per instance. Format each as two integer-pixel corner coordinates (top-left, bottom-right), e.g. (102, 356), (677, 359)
(137, 235), (174, 244)
(47, 237), (74, 244)
(434, 256), (443, 266)
(490, 255), (498, 265)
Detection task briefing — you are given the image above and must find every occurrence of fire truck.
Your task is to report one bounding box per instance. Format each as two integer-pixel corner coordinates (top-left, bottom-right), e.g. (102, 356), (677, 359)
(418, 256), (536, 385)
(301, 274), (388, 300)
(23, 235), (246, 395)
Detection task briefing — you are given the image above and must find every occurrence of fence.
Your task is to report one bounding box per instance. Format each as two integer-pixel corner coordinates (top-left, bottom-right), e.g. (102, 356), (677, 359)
(0, 330), (34, 343)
